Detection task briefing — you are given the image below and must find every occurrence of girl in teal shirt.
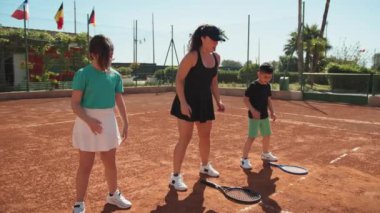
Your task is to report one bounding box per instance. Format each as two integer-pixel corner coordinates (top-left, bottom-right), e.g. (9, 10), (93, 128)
(71, 35), (131, 212)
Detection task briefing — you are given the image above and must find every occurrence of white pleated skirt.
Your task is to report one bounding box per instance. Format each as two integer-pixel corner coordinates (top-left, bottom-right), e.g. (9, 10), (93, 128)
(72, 108), (122, 152)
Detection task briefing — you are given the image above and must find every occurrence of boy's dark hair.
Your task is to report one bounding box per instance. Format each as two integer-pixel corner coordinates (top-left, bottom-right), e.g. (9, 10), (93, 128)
(259, 62), (274, 74)
(89, 34), (114, 70)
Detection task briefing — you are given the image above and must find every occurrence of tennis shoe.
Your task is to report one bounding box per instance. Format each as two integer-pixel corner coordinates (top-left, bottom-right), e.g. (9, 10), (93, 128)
(106, 189), (132, 209)
(261, 152), (278, 162)
(73, 201), (85, 213)
(169, 173), (188, 191)
(240, 158), (252, 170)
(200, 162), (220, 177)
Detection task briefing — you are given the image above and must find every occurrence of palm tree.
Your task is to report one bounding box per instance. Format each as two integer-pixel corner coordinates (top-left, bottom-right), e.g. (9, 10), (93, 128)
(311, 0), (331, 72)
(320, 0), (331, 39)
(284, 24), (331, 72)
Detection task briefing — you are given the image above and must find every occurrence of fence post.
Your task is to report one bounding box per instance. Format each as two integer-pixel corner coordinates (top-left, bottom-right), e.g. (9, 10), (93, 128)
(371, 73), (375, 96)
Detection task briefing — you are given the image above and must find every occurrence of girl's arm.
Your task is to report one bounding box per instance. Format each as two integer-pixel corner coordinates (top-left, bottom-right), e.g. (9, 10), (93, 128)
(71, 90), (102, 134)
(116, 93), (128, 141)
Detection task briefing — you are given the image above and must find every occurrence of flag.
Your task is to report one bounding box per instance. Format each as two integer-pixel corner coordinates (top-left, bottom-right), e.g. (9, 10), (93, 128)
(88, 8), (95, 26)
(11, 0), (29, 20)
(54, 3), (64, 30)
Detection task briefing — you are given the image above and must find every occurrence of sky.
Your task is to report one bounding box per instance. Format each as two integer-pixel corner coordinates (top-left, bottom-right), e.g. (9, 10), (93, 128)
(1, 0), (379, 67)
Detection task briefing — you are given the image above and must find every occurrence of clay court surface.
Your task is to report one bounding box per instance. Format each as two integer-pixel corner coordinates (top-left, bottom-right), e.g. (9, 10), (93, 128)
(0, 92), (379, 213)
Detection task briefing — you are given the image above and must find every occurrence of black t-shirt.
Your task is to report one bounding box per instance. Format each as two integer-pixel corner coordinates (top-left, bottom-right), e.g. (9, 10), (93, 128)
(244, 80), (272, 119)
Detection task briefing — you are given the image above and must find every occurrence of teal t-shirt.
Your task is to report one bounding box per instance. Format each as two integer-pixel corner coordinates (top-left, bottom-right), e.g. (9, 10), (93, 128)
(72, 64), (124, 109)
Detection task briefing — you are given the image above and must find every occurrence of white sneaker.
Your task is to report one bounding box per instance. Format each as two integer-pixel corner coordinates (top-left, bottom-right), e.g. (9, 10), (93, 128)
(240, 158), (252, 170)
(73, 201), (85, 213)
(200, 162), (220, 177)
(261, 152), (278, 162)
(169, 173), (188, 191)
(106, 189), (132, 209)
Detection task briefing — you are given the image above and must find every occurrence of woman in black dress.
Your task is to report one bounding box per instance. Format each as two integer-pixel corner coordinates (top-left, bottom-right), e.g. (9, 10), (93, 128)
(169, 24), (227, 191)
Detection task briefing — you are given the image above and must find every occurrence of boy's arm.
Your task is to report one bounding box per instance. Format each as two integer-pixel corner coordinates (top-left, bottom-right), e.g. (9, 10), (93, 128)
(243, 96), (260, 119)
(268, 97), (276, 121)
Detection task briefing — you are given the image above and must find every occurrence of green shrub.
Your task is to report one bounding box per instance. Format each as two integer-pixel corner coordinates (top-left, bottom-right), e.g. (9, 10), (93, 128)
(154, 66), (177, 83)
(117, 66), (133, 76)
(326, 63), (373, 93)
(238, 64), (259, 85)
(218, 70), (242, 83)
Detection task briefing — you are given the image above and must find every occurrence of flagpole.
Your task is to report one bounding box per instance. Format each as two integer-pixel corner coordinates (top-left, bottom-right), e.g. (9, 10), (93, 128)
(23, 3), (29, 91)
(74, 0), (77, 34)
(87, 14), (89, 43)
(152, 13), (155, 65)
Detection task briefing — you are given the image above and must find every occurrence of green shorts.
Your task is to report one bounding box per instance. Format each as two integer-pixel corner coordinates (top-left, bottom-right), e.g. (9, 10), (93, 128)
(248, 118), (272, 138)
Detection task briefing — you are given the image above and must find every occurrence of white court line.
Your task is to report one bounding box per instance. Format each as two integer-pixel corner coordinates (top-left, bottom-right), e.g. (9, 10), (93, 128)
(218, 112), (380, 136)
(0, 110), (161, 130)
(329, 153), (348, 164)
(229, 106), (380, 126)
(329, 147), (361, 164)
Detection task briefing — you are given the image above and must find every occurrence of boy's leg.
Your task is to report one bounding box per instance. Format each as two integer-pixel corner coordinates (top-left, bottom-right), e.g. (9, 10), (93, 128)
(243, 118), (259, 158)
(260, 118), (278, 161)
(76, 150), (96, 202)
(195, 121), (212, 166)
(173, 119), (194, 174)
(100, 148), (117, 194)
(242, 137), (255, 159)
(262, 135), (270, 153)
(260, 118), (272, 153)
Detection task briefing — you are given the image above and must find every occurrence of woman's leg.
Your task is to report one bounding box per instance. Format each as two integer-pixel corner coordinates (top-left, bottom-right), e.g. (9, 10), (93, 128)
(173, 119), (194, 174)
(100, 148), (117, 193)
(195, 121), (212, 166)
(76, 151), (96, 202)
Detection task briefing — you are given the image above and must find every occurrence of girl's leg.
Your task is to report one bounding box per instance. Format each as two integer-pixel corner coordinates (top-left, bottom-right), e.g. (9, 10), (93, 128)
(173, 119), (194, 174)
(242, 137), (255, 159)
(195, 121), (212, 166)
(76, 151), (96, 202)
(100, 148), (117, 193)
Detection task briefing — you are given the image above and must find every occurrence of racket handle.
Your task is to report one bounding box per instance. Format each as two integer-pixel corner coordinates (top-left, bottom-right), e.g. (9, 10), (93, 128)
(200, 179), (219, 188)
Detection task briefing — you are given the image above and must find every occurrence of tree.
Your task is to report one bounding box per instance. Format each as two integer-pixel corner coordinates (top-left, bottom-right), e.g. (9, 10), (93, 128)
(372, 53), (380, 71)
(311, 0), (331, 72)
(278, 55), (298, 73)
(238, 63), (259, 85)
(221, 59), (242, 70)
(284, 25), (331, 72)
(284, 32), (297, 56)
(320, 0), (331, 39)
(0, 28), (89, 86)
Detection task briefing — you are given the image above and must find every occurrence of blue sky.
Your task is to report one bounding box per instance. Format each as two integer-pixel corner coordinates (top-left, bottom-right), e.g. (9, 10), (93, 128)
(1, 0), (379, 67)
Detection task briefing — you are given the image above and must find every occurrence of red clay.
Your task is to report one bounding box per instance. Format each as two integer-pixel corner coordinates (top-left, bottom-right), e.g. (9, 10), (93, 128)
(0, 93), (379, 212)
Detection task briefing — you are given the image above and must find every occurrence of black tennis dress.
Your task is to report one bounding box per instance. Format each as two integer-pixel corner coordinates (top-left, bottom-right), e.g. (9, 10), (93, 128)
(170, 51), (218, 123)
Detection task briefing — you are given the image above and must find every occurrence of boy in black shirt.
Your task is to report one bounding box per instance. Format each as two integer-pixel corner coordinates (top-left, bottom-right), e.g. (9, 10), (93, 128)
(241, 63), (277, 170)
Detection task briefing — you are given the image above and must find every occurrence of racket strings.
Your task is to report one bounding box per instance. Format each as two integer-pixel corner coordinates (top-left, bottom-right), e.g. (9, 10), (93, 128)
(281, 165), (308, 174)
(225, 189), (259, 202)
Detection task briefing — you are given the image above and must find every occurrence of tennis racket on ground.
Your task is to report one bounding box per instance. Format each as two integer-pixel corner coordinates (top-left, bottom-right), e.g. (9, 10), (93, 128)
(267, 162), (308, 175)
(200, 179), (261, 204)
